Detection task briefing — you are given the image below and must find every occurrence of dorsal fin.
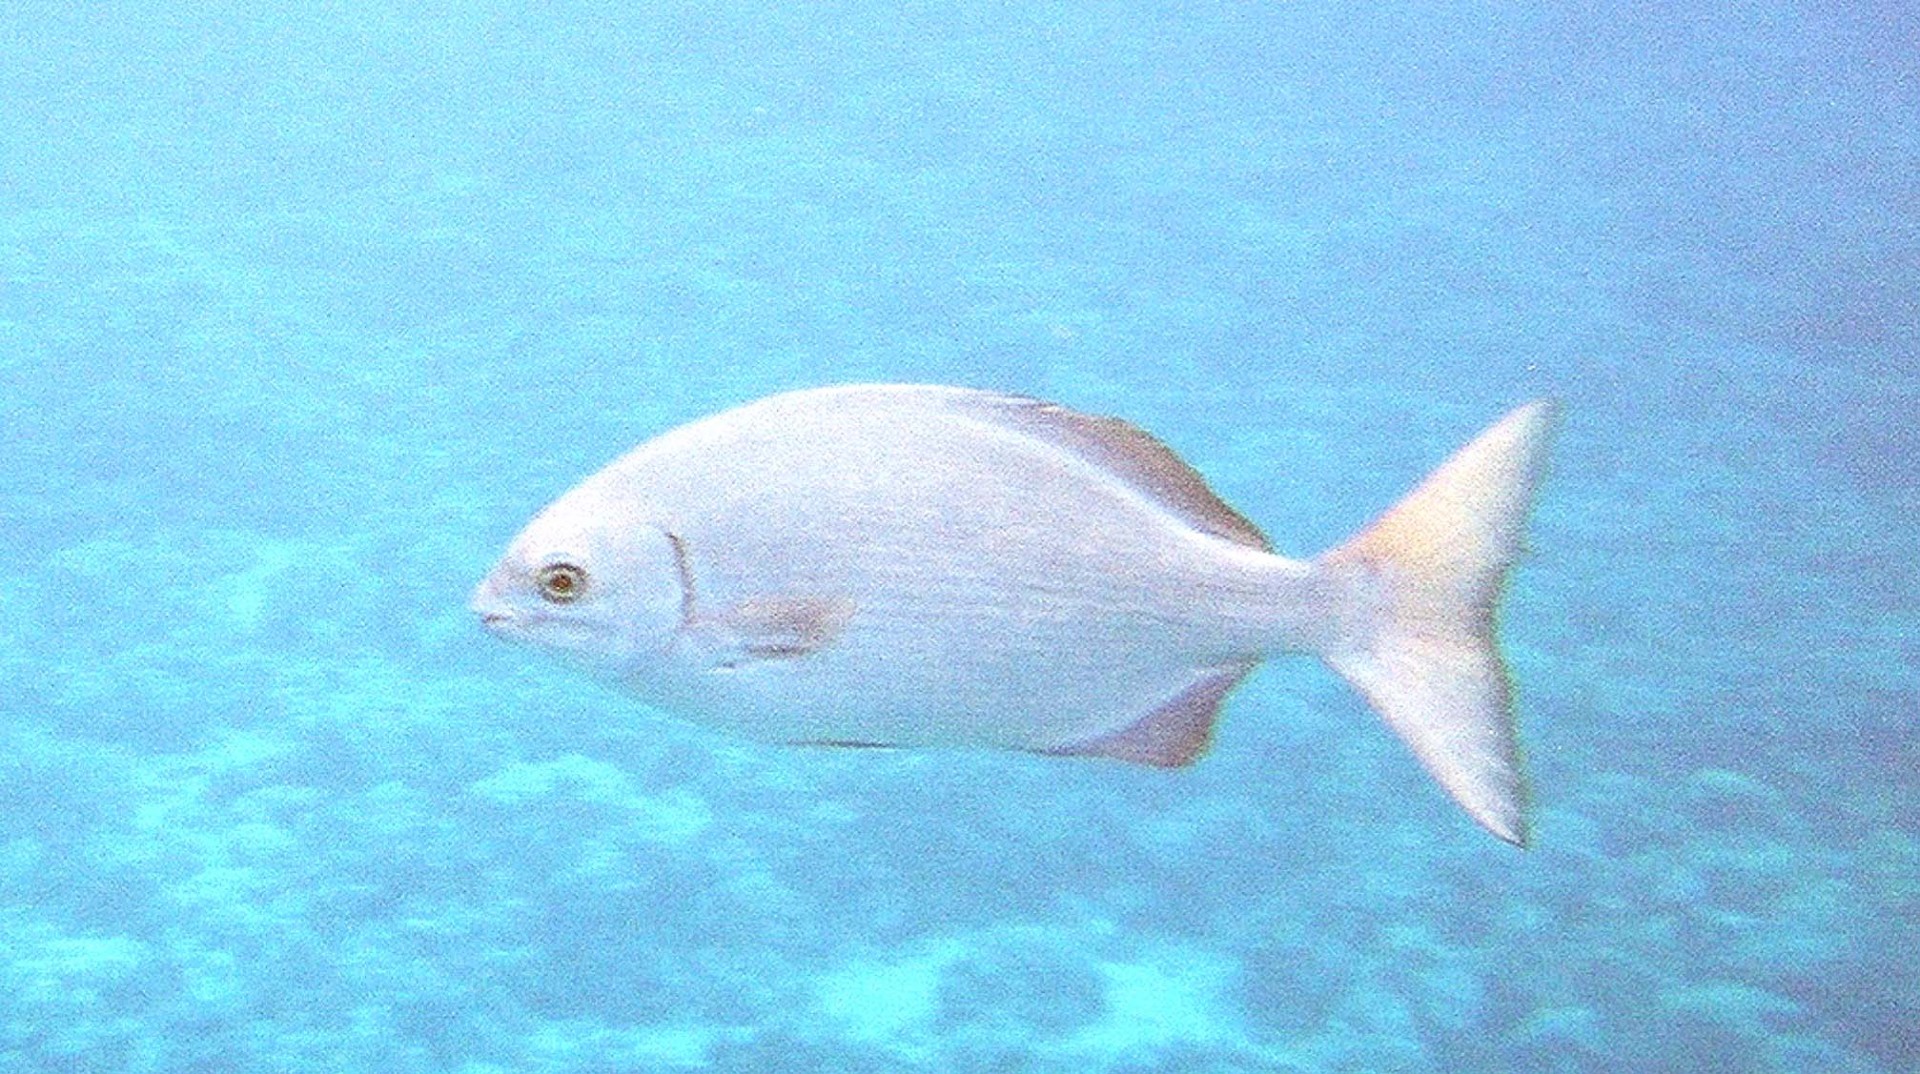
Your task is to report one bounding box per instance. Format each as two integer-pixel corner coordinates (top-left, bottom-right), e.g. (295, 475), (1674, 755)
(952, 391), (1271, 551)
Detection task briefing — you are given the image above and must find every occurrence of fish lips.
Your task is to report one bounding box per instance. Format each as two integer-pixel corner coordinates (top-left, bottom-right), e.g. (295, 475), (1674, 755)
(469, 578), (527, 638)
(468, 577), (610, 658)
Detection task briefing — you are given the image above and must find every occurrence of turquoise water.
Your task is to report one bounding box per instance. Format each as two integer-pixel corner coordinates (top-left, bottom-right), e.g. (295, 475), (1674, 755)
(2, 2), (1914, 1071)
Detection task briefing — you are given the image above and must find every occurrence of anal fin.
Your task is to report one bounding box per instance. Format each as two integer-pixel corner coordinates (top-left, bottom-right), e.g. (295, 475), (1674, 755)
(1043, 662), (1257, 767)
(790, 739), (896, 750)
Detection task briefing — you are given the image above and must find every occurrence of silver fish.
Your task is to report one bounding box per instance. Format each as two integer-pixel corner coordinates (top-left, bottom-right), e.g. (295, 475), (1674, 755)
(472, 385), (1556, 845)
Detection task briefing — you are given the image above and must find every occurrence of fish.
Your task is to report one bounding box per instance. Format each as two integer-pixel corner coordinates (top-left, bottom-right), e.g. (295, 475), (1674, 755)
(471, 384), (1556, 845)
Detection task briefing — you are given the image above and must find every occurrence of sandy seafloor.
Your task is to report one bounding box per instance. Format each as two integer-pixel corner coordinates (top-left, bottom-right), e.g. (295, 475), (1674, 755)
(0, 2), (1915, 1071)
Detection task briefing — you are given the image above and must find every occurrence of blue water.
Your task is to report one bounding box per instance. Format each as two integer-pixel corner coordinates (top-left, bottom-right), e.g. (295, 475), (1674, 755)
(2, 1), (1914, 1070)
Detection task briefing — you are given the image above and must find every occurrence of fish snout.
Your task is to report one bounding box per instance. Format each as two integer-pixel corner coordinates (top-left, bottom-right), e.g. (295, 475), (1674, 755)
(469, 577), (518, 633)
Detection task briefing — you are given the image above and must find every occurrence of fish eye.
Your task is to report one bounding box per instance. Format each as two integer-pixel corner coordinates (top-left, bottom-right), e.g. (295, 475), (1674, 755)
(534, 562), (588, 603)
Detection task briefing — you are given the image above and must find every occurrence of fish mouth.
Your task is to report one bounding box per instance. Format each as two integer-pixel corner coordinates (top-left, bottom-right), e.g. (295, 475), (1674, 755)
(469, 579), (517, 634)
(474, 606), (529, 644)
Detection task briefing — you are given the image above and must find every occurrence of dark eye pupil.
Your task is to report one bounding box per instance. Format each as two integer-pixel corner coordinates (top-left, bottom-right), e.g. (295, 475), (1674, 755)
(538, 564), (585, 602)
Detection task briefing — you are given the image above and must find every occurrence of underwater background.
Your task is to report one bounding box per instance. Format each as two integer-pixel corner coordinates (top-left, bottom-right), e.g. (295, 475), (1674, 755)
(1, 1), (1914, 1071)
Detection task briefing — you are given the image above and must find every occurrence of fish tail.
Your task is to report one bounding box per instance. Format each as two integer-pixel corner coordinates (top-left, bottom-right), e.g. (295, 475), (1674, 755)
(1314, 401), (1557, 846)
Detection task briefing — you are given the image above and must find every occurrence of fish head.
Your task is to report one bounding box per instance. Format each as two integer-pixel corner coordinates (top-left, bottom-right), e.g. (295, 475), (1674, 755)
(470, 491), (687, 676)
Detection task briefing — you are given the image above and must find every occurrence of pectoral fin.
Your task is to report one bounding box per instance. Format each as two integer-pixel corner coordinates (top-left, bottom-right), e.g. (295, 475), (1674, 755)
(695, 594), (855, 669)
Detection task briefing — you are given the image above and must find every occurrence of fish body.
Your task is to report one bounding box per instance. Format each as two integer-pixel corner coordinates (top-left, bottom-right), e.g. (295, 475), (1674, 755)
(472, 385), (1555, 845)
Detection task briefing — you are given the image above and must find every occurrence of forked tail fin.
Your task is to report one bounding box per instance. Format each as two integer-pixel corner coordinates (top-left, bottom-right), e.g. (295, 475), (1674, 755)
(1317, 401), (1557, 846)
